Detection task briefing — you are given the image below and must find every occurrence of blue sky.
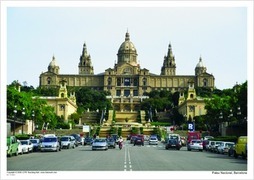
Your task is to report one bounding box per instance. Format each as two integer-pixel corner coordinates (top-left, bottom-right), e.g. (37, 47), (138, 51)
(5, 2), (250, 90)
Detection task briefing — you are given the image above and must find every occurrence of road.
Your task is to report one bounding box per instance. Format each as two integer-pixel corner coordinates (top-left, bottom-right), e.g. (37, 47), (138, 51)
(7, 141), (247, 172)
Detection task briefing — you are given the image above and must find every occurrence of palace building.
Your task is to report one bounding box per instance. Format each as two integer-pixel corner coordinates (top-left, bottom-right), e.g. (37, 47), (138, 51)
(39, 32), (215, 113)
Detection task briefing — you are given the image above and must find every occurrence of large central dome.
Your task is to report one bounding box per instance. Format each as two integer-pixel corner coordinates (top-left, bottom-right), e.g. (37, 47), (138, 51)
(117, 32), (138, 66)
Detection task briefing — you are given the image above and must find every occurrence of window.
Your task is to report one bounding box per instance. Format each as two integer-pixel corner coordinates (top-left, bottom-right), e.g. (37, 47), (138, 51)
(203, 79), (207, 87)
(143, 78), (147, 86)
(107, 77), (112, 86)
(124, 78), (130, 86)
(47, 77), (51, 85)
(117, 78), (121, 86)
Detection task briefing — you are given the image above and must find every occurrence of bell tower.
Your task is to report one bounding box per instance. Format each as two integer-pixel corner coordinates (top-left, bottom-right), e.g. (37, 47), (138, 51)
(78, 43), (94, 75)
(161, 43), (176, 75)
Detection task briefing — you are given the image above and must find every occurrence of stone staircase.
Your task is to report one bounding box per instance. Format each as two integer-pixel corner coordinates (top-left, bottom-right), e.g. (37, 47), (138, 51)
(81, 111), (101, 124)
(115, 112), (138, 123)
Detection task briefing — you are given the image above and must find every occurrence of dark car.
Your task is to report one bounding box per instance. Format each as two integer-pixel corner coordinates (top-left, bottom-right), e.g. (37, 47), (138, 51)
(165, 138), (182, 150)
(111, 134), (119, 144)
(29, 139), (41, 152)
(84, 137), (93, 146)
(70, 134), (82, 146)
(134, 136), (144, 146)
(130, 136), (137, 144)
(107, 138), (116, 148)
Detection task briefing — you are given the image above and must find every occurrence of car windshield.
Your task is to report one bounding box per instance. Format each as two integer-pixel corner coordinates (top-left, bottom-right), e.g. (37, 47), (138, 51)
(150, 137), (157, 140)
(30, 139), (38, 143)
(61, 137), (70, 141)
(21, 141), (28, 145)
(192, 140), (201, 143)
(43, 138), (57, 142)
(94, 139), (106, 143)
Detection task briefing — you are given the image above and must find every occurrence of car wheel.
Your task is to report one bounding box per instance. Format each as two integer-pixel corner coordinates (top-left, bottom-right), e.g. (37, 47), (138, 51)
(15, 150), (18, 156)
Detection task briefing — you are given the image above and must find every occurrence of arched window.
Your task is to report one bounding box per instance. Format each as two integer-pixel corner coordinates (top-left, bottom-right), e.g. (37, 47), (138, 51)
(107, 77), (112, 86)
(142, 78), (147, 86)
(47, 77), (51, 85)
(203, 78), (208, 87)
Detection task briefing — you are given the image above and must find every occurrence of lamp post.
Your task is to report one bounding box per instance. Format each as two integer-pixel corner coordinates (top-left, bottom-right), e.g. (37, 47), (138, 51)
(13, 105), (17, 135)
(22, 108), (25, 134)
(228, 109), (233, 126)
(32, 110), (35, 134)
(237, 106), (241, 123)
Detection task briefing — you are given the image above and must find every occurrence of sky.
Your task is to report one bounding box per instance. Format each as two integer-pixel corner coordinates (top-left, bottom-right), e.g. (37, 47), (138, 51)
(4, 1), (250, 90)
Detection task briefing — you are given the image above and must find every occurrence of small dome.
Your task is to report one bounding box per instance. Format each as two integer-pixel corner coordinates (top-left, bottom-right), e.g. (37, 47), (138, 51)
(49, 56), (58, 67)
(196, 57), (205, 68)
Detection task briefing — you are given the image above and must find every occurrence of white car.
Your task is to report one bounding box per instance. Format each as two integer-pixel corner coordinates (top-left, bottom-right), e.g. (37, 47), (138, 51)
(20, 140), (33, 153)
(149, 137), (158, 145)
(60, 136), (76, 149)
(187, 139), (203, 151)
(217, 142), (235, 154)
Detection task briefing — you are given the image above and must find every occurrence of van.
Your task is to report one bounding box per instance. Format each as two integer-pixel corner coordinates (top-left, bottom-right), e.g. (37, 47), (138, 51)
(187, 131), (201, 144)
(234, 136), (247, 159)
(7, 136), (19, 157)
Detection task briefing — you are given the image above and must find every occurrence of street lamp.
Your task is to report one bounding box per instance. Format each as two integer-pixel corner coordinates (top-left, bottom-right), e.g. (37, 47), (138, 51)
(32, 110), (35, 134)
(22, 108), (25, 134)
(13, 105), (17, 135)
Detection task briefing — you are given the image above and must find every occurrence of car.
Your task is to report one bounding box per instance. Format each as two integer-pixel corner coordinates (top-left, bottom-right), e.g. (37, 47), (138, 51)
(134, 136), (144, 146)
(92, 138), (108, 151)
(203, 136), (214, 140)
(29, 139), (41, 152)
(40, 136), (61, 152)
(187, 139), (203, 151)
(20, 140), (33, 153)
(234, 136), (247, 159)
(107, 138), (116, 148)
(149, 136), (158, 145)
(84, 137), (93, 145)
(165, 138), (182, 150)
(70, 134), (82, 146)
(111, 134), (119, 144)
(217, 142), (235, 154)
(7, 136), (19, 157)
(60, 136), (76, 149)
(130, 136), (137, 144)
(211, 141), (223, 153)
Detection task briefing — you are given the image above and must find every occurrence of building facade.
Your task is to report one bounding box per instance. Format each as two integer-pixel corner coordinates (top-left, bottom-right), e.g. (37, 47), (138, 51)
(39, 32), (215, 112)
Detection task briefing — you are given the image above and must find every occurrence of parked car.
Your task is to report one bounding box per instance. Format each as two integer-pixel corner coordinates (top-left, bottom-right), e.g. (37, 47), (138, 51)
(134, 136), (144, 146)
(84, 137), (93, 145)
(60, 136), (76, 149)
(234, 136), (247, 159)
(217, 142), (235, 154)
(210, 141), (223, 152)
(165, 138), (182, 150)
(149, 136), (158, 145)
(203, 136), (214, 140)
(20, 140), (33, 153)
(7, 136), (19, 157)
(29, 139), (41, 152)
(107, 138), (116, 148)
(92, 138), (108, 151)
(187, 139), (203, 151)
(40, 136), (61, 152)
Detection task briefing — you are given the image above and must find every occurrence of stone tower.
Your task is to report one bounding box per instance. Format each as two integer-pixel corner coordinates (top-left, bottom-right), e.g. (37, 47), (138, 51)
(78, 43), (94, 75)
(161, 43), (176, 75)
